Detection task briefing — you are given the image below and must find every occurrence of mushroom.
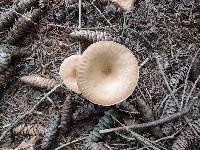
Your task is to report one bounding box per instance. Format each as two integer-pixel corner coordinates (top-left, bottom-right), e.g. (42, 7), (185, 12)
(59, 55), (81, 93)
(112, 0), (135, 11)
(77, 41), (139, 106)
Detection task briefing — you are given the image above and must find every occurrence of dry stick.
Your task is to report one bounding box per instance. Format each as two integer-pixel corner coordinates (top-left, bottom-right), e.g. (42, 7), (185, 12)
(155, 54), (180, 109)
(115, 132), (136, 141)
(0, 84), (62, 142)
(99, 108), (189, 134)
(46, 23), (117, 30)
(137, 87), (162, 138)
(55, 137), (87, 150)
(78, 0), (81, 55)
(184, 74), (200, 107)
(139, 57), (150, 68)
(126, 28), (153, 50)
(91, 0), (115, 31)
(181, 48), (200, 108)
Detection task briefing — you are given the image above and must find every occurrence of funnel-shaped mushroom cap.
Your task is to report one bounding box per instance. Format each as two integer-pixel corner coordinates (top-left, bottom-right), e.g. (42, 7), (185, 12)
(112, 0), (134, 11)
(77, 41), (139, 106)
(59, 55), (81, 93)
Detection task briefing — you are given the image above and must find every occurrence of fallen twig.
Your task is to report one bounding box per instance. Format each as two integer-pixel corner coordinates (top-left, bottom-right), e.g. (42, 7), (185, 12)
(126, 28), (154, 50)
(91, 0), (115, 31)
(135, 91), (162, 137)
(155, 54), (180, 108)
(139, 57), (150, 68)
(55, 137), (87, 150)
(181, 48), (200, 105)
(99, 108), (189, 134)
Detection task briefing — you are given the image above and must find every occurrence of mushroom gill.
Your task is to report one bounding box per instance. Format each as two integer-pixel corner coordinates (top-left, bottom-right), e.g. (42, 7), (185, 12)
(77, 41), (139, 106)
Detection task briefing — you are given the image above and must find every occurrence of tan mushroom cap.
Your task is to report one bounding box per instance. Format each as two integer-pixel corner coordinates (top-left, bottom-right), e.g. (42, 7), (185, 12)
(77, 41), (139, 106)
(59, 55), (81, 93)
(112, 0), (134, 11)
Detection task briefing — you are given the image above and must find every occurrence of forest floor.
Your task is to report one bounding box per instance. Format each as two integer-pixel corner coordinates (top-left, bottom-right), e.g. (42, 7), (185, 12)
(1, 0), (200, 150)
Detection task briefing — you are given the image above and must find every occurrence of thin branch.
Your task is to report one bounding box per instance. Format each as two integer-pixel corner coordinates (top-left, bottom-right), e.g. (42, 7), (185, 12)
(184, 74), (200, 108)
(139, 57), (150, 68)
(137, 87), (162, 137)
(91, 0), (115, 31)
(99, 108), (189, 134)
(152, 124), (187, 143)
(46, 23), (117, 30)
(155, 54), (180, 109)
(181, 48), (200, 104)
(0, 84), (62, 142)
(55, 137), (87, 150)
(126, 28), (154, 50)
